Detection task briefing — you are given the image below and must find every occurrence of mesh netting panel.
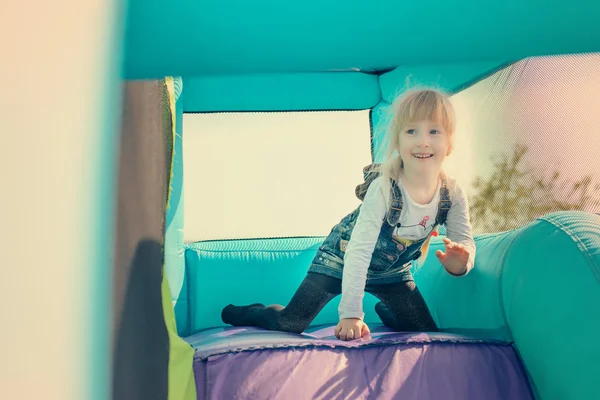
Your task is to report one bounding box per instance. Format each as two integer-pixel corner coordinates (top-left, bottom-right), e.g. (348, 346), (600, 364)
(449, 52), (600, 234)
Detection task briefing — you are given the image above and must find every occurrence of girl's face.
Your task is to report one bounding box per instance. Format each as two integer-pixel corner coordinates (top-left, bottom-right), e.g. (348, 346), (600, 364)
(397, 119), (450, 173)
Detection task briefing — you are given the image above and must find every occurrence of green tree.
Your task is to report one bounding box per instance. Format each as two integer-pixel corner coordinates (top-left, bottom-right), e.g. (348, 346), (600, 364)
(469, 143), (600, 233)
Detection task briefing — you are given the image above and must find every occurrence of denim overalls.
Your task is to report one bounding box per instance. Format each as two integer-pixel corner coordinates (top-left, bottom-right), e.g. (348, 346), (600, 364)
(308, 164), (452, 285)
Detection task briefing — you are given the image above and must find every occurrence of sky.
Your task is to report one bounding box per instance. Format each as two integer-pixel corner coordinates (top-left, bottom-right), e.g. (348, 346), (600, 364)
(183, 110), (373, 241)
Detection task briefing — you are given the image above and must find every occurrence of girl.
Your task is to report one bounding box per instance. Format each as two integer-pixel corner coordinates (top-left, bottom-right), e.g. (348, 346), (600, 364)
(221, 88), (476, 341)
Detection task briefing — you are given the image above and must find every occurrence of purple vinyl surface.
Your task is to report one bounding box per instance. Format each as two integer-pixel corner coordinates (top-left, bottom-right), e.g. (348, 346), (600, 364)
(185, 324), (534, 400)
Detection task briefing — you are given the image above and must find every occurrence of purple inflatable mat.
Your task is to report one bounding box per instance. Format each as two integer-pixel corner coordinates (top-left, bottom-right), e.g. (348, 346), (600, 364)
(185, 324), (534, 399)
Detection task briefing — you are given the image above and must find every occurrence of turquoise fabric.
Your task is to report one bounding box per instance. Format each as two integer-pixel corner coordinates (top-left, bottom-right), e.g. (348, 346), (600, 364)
(182, 63), (504, 114)
(502, 211), (600, 400)
(414, 230), (524, 342)
(181, 230), (519, 338)
(165, 77), (189, 335)
(183, 73), (380, 112)
(123, 1), (600, 78)
(183, 237), (383, 334)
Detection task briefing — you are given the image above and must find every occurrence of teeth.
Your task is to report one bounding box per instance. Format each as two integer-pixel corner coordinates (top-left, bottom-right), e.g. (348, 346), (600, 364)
(413, 154), (433, 158)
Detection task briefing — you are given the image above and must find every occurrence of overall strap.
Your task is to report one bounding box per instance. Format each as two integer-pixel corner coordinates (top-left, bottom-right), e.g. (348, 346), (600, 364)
(386, 177), (403, 226)
(434, 173), (452, 225)
(355, 163), (402, 208)
(355, 163), (381, 201)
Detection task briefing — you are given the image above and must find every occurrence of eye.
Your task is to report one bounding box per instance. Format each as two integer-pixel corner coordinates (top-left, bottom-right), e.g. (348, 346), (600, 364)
(430, 129), (439, 135)
(406, 129), (416, 135)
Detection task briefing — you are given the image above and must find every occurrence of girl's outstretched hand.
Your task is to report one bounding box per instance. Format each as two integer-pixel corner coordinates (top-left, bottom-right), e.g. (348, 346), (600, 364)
(335, 318), (371, 341)
(436, 237), (469, 276)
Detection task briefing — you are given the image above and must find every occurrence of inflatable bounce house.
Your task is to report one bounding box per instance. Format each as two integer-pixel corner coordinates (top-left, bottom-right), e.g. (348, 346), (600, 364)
(4, 1), (600, 400)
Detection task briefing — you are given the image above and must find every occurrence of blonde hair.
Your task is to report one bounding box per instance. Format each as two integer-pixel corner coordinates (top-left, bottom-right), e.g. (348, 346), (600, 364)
(374, 87), (457, 263)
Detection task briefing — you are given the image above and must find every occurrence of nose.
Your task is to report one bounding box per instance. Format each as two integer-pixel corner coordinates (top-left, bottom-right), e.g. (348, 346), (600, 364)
(418, 132), (430, 147)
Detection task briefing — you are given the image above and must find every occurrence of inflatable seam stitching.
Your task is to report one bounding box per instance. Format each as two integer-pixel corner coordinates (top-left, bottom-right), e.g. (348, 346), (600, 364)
(193, 337), (513, 361)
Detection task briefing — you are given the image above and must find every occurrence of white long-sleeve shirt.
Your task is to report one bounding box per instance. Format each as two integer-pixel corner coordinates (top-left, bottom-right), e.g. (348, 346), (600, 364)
(338, 174), (476, 320)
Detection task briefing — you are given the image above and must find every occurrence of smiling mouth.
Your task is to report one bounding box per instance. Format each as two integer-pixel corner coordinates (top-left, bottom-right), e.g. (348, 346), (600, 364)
(413, 153), (433, 159)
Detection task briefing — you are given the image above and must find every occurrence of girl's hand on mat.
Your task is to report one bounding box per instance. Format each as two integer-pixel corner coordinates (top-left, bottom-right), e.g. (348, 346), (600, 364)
(436, 237), (469, 276)
(335, 318), (371, 341)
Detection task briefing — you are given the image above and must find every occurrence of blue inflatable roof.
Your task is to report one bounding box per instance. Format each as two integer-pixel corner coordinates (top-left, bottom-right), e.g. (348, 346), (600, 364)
(123, 0), (600, 78)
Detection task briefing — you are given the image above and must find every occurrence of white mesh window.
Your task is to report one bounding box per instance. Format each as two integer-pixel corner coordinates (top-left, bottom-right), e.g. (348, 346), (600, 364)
(448, 52), (600, 233)
(183, 111), (372, 242)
